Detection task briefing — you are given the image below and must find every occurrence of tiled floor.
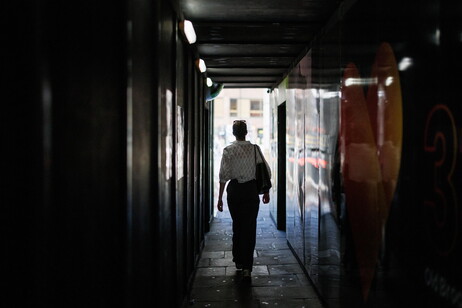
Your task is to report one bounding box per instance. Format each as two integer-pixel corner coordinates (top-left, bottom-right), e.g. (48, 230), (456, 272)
(187, 201), (325, 308)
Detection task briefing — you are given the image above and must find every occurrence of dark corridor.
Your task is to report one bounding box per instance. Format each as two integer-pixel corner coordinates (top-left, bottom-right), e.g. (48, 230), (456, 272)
(4, 0), (462, 307)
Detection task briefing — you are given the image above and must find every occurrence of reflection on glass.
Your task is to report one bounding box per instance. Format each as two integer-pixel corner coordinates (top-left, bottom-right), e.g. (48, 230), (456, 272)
(398, 57), (413, 71)
(339, 42), (402, 301)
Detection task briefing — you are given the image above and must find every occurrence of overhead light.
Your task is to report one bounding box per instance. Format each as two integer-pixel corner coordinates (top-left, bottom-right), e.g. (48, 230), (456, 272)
(398, 57), (413, 71)
(179, 20), (196, 44)
(195, 59), (206, 73)
(206, 78), (213, 87)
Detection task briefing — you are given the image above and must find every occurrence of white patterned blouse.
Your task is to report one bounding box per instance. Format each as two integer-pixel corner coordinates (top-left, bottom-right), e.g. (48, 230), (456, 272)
(219, 140), (271, 184)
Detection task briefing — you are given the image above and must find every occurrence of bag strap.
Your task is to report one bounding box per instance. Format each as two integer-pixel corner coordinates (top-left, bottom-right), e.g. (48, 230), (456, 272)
(255, 145), (263, 162)
(254, 144), (257, 166)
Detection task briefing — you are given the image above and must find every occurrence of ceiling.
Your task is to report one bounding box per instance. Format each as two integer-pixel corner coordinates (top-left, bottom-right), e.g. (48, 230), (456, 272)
(178, 0), (341, 88)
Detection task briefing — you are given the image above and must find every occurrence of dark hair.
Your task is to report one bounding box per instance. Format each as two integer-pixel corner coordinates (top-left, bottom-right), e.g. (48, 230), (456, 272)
(232, 121), (247, 139)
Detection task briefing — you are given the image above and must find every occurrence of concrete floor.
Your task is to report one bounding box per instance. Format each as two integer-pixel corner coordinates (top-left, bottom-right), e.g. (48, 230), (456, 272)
(187, 201), (325, 308)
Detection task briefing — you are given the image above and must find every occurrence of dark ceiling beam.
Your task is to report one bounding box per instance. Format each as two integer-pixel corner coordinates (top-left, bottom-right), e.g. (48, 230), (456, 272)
(218, 80), (276, 83)
(209, 74), (281, 78)
(206, 65), (288, 69)
(204, 59), (293, 69)
(193, 22), (319, 44)
(196, 40), (310, 45)
(202, 56), (295, 60)
(211, 76), (278, 81)
(197, 43), (306, 46)
(201, 53), (300, 58)
(223, 84), (274, 89)
(207, 67), (286, 73)
(192, 21), (324, 27)
(197, 43), (304, 56)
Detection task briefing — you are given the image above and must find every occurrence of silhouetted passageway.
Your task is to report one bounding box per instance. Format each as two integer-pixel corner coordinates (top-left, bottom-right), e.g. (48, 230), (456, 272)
(4, 0), (462, 307)
(188, 199), (323, 308)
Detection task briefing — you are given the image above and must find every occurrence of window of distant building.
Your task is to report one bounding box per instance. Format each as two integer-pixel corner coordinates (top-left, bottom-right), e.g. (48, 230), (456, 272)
(229, 98), (238, 117)
(250, 99), (263, 117)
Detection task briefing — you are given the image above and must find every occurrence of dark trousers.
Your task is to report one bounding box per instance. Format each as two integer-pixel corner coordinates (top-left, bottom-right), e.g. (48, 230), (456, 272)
(226, 179), (260, 271)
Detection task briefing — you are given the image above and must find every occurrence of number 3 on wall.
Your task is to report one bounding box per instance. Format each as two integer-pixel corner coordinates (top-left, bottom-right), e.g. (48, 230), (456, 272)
(424, 104), (459, 256)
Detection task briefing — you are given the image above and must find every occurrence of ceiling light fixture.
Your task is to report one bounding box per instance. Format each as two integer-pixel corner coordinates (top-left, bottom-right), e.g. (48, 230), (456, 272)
(195, 59), (206, 73)
(179, 20), (197, 44)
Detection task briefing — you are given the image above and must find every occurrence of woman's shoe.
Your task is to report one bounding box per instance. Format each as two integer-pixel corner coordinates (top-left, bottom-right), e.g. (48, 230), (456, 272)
(242, 269), (251, 281)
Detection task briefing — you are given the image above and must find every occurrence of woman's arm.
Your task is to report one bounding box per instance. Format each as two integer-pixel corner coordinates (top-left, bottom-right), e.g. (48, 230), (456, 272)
(217, 182), (226, 212)
(262, 192), (270, 204)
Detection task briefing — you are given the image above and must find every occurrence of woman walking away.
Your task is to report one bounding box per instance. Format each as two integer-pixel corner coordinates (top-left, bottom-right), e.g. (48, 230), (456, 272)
(216, 120), (271, 281)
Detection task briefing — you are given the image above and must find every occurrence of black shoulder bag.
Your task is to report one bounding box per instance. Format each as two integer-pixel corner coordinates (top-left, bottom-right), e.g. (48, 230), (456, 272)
(254, 145), (272, 194)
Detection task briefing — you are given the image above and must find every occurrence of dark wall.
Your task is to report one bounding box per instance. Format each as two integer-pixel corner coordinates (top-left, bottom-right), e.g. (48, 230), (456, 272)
(175, 26), (188, 307)
(156, 0), (177, 305)
(50, 1), (127, 305)
(5, 1), (128, 306)
(127, 0), (157, 305)
(4, 0), (208, 307)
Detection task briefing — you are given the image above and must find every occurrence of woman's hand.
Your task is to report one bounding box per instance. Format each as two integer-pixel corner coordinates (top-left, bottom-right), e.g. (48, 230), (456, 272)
(217, 199), (224, 212)
(262, 192), (270, 204)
